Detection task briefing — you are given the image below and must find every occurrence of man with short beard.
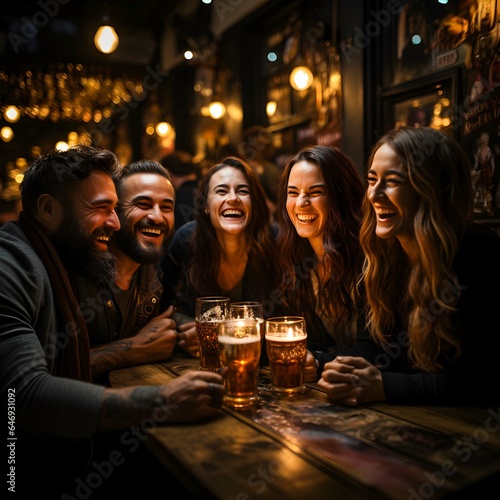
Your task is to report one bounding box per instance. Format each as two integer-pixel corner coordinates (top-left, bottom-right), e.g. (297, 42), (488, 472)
(70, 159), (199, 382)
(0, 147), (224, 498)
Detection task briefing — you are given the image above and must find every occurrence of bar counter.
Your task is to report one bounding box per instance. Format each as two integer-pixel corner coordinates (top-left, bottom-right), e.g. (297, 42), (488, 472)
(109, 351), (500, 499)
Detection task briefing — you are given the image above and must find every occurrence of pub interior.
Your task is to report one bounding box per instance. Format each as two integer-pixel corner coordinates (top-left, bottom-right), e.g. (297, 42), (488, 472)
(1, 0), (500, 498)
(2, 0), (499, 223)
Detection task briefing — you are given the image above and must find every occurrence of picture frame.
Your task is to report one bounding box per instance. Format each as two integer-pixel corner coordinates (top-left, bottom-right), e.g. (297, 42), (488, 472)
(380, 73), (457, 138)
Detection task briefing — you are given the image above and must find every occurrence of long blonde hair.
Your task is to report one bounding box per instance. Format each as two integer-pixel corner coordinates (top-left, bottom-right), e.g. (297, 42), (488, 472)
(360, 127), (473, 371)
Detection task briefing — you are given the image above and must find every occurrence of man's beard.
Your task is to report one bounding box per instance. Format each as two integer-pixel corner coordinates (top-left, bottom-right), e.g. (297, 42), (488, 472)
(113, 218), (171, 265)
(52, 213), (117, 286)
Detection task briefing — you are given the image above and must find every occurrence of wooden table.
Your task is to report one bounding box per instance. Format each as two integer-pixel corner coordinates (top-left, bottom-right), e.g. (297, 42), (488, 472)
(109, 352), (500, 499)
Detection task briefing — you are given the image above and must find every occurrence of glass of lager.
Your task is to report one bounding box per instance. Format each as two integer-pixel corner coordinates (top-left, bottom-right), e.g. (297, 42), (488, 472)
(230, 301), (265, 362)
(195, 296), (230, 371)
(218, 318), (261, 408)
(265, 316), (307, 396)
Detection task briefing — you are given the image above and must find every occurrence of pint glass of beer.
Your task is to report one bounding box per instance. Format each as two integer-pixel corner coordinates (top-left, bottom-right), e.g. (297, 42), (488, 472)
(229, 301), (267, 366)
(265, 316), (307, 396)
(218, 318), (261, 408)
(195, 296), (230, 371)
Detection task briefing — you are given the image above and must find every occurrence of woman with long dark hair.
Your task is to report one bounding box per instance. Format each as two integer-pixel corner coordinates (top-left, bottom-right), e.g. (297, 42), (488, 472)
(274, 145), (366, 372)
(160, 156), (279, 356)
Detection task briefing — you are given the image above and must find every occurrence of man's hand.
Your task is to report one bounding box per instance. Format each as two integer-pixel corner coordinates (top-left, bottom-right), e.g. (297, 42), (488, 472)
(90, 305), (178, 378)
(98, 371), (225, 431)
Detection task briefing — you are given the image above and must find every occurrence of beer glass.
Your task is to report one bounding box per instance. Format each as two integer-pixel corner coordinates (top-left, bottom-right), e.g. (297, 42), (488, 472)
(218, 318), (261, 408)
(265, 316), (307, 396)
(230, 301), (264, 335)
(230, 301), (267, 366)
(195, 296), (230, 371)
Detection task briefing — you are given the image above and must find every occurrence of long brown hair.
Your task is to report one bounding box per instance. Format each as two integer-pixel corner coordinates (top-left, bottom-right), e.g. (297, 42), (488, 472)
(360, 126), (473, 371)
(187, 156), (274, 296)
(275, 145), (365, 346)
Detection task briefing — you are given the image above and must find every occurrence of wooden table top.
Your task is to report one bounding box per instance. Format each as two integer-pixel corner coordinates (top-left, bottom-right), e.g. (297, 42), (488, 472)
(109, 351), (500, 499)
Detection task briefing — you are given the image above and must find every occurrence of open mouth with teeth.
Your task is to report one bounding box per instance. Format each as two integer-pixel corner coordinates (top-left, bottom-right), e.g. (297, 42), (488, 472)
(376, 210), (397, 220)
(296, 213), (318, 223)
(139, 227), (163, 239)
(95, 235), (111, 247)
(222, 209), (244, 219)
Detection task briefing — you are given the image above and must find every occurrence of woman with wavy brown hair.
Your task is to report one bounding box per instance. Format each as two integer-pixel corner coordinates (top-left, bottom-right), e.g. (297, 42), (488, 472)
(274, 145), (366, 373)
(160, 156), (279, 357)
(318, 126), (500, 406)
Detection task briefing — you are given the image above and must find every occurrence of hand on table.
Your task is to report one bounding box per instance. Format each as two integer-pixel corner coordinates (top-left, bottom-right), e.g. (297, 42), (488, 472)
(157, 370), (225, 422)
(317, 356), (385, 406)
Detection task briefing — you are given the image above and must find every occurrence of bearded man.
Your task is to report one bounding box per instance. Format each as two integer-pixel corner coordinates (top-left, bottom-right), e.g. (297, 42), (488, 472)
(69, 159), (199, 382)
(0, 147), (223, 498)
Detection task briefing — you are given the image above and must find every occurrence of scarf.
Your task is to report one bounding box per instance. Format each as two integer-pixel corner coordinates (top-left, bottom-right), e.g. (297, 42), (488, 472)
(19, 212), (92, 382)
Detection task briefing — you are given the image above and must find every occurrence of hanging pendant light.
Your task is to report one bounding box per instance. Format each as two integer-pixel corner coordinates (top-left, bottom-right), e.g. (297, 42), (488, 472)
(94, 2), (119, 55)
(208, 100), (226, 119)
(289, 66), (313, 91)
(94, 20), (119, 54)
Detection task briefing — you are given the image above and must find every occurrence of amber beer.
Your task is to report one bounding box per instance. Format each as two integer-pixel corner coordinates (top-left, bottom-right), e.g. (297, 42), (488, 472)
(218, 318), (261, 408)
(265, 316), (307, 396)
(266, 335), (307, 395)
(195, 296), (230, 372)
(196, 321), (221, 371)
(219, 335), (261, 408)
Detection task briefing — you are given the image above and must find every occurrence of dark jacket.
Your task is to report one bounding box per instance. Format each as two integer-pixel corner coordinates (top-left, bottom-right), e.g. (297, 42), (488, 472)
(69, 264), (163, 346)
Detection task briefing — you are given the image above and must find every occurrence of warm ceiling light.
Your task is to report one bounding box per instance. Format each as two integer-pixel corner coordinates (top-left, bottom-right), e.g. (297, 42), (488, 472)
(289, 65), (313, 91)
(266, 101), (277, 117)
(208, 101), (226, 119)
(1, 126), (14, 142)
(184, 50), (194, 60)
(155, 122), (172, 137)
(94, 24), (119, 54)
(4, 105), (20, 123)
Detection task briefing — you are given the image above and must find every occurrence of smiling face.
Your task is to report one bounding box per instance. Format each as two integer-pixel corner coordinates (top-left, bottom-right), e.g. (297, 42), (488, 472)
(206, 166), (252, 235)
(52, 169), (120, 284)
(286, 160), (328, 248)
(367, 143), (420, 249)
(113, 172), (175, 264)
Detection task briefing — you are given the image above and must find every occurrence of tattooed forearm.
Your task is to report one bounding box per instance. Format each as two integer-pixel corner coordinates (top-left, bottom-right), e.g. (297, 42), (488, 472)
(97, 386), (167, 431)
(90, 340), (134, 378)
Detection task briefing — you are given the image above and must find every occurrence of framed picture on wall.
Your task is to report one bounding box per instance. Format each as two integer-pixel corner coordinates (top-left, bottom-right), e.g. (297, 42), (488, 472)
(387, 0), (476, 87)
(381, 74), (456, 137)
(461, 84), (500, 219)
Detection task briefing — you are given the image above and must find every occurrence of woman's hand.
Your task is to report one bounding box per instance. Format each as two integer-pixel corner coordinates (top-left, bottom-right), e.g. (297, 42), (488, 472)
(317, 356), (385, 405)
(304, 350), (319, 382)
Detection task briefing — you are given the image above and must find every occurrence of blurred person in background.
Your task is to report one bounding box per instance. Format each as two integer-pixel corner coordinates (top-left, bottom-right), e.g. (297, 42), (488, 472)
(160, 150), (198, 229)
